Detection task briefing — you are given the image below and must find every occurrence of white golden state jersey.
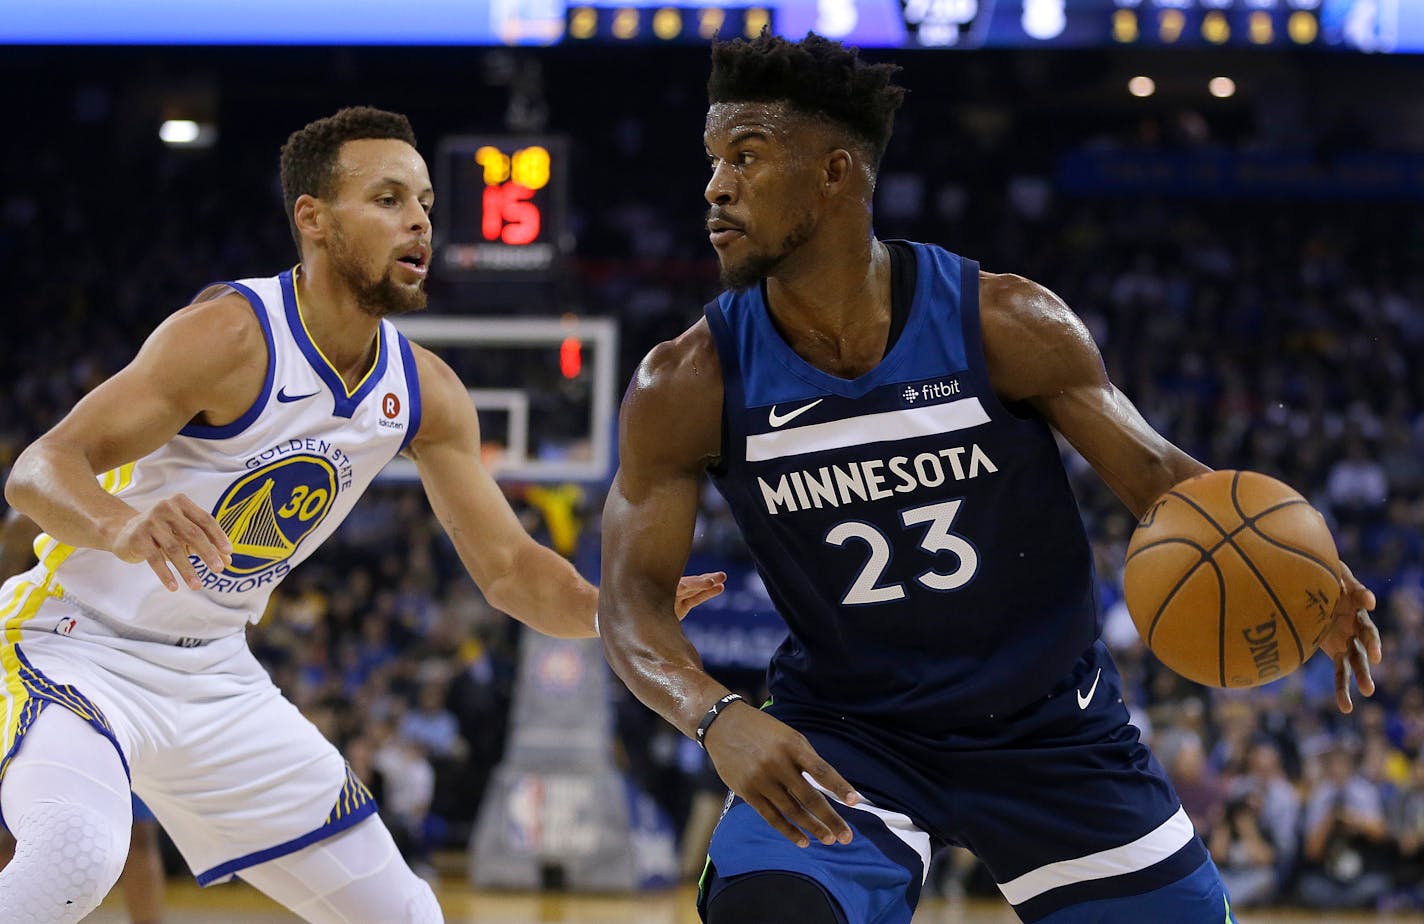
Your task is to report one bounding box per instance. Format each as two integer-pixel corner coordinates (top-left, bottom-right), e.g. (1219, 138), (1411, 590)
(33, 269), (421, 639)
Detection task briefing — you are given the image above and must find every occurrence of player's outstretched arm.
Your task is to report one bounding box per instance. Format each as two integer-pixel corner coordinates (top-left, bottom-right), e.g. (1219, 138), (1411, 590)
(406, 345), (724, 638)
(978, 272), (1209, 519)
(978, 271), (1378, 712)
(3, 294), (254, 590)
(599, 323), (859, 849)
(407, 345), (597, 637)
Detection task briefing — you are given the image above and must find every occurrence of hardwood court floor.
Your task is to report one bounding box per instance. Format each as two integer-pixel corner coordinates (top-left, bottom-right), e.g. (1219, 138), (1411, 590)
(84, 881), (1424, 922)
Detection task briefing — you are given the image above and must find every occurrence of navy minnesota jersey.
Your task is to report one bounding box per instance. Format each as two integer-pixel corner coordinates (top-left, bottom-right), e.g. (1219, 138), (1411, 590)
(705, 242), (1100, 731)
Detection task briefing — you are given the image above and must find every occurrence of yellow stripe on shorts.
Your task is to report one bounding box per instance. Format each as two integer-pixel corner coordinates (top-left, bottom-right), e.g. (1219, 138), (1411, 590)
(326, 763), (377, 825)
(0, 578), (56, 766)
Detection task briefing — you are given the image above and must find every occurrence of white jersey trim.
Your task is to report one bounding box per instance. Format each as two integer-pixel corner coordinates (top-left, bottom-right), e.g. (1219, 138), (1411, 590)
(996, 805), (1195, 905)
(745, 397), (991, 463)
(806, 775), (932, 882)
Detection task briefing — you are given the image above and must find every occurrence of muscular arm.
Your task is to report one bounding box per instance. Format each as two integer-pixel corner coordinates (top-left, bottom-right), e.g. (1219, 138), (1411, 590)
(982, 272), (1379, 710)
(4, 293), (256, 586)
(599, 322), (856, 848)
(980, 273), (1208, 518)
(598, 323), (727, 736)
(407, 345), (598, 638)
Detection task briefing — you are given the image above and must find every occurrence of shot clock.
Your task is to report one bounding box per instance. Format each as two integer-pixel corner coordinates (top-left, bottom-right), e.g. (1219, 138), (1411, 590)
(438, 135), (569, 277)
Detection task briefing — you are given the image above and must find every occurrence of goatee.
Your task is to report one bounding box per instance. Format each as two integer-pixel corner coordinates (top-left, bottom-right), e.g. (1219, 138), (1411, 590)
(717, 211), (815, 291)
(329, 226), (428, 318)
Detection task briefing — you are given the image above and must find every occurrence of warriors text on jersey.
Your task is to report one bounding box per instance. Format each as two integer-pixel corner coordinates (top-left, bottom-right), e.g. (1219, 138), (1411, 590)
(704, 242), (1099, 730)
(30, 269), (421, 640)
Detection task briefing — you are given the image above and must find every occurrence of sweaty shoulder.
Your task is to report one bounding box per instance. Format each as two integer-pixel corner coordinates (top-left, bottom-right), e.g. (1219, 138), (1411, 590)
(977, 271), (1106, 407)
(149, 290), (270, 424)
(623, 318), (723, 470)
(164, 289), (267, 354)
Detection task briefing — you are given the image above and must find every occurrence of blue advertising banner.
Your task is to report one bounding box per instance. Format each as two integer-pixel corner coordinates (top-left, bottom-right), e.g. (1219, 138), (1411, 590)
(678, 560), (787, 674)
(4, 0), (1418, 51)
(1057, 149), (1424, 201)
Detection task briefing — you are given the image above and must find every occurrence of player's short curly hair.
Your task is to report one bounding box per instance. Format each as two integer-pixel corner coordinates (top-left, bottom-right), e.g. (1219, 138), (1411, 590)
(279, 106), (418, 257)
(708, 32), (906, 171)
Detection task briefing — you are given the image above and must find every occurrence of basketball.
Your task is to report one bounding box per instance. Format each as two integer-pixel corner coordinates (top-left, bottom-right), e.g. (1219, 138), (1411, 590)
(1124, 470), (1342, 689)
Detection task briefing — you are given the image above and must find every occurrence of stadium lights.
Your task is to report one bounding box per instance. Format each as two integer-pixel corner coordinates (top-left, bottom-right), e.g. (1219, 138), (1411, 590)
(1208, 77), (1237, 99)
(1128, 76), (1156, 98)
(159, 119), (217, 148)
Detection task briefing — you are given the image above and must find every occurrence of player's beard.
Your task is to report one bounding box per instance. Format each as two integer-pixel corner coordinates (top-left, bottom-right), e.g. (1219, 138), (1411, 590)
(718, 209), (817, 291)
(328, 221), (427, 318)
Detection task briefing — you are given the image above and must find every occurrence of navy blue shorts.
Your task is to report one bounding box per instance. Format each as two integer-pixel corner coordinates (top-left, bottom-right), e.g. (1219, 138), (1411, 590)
(699, 642), (1233, 923)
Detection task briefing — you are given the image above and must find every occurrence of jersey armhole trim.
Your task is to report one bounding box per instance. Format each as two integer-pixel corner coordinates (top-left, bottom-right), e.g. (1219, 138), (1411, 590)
(396, 333), (422, 454)
(703, 300), (740, 476)
(956, 259), (1038, 424)
(178, 281), (276, 440)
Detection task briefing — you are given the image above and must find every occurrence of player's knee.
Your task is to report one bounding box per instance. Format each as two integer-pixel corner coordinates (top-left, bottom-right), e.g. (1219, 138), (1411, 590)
(354, 865), (441, 923)
(3, 801), (130, 922)
(401, 874), (444, 923)
(706, 871), (842, 924)
(47, 801), (130, 902)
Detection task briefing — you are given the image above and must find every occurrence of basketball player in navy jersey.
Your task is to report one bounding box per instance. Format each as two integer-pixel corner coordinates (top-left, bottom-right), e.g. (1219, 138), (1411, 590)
(0, 107), (723, 923)
(598, 34), (1380, 923)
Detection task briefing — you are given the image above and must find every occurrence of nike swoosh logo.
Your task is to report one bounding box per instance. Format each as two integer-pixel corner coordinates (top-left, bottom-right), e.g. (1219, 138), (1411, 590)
(1076, 668), (1102, 710)
(276, 387), (320, 403)
(768, 399), (824, 428)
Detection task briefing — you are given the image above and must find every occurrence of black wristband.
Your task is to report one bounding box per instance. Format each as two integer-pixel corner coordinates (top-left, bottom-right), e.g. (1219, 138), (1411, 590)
(695, 693), (744, 749)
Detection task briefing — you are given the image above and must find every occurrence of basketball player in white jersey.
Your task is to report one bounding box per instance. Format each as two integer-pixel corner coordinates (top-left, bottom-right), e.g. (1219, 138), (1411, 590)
(0, 507), (167, 924)
(0, 107), (725, 923)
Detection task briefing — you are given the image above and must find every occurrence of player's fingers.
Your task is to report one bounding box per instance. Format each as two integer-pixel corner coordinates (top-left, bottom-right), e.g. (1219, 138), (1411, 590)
(1348, 637), (1375, 698)
(155, 534), (201, 590)
(145, 553), (179, 593)
(170, 516), (227, 575)
(1356, 610), (1383, 664)
(178, 496), (233, 563)
(745, 794), (810, 848)
(685, 586), (725, 608)
(678, 573), (725, 597)
(802, 755), (862, 809)
(786, 778), (845, 846)
(767, 785), (838, 847)
(1338, 561), (1376, 612)
(1334, 653), (1353, 715)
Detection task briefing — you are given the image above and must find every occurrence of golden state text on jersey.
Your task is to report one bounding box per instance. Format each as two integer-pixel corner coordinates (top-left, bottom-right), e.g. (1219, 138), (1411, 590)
(31, 270), (422, 640)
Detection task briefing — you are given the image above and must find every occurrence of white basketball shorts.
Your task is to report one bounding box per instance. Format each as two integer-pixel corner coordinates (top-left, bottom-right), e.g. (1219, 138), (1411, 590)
(0, 573), (376, 885)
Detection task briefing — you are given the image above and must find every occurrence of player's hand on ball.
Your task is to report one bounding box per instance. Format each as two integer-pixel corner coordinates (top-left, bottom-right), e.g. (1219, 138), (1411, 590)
(1321, 560), (1381, 715)
(702, 704), (862, 849)
(108, 494), (233, 592)
(673, 571), (727, 619)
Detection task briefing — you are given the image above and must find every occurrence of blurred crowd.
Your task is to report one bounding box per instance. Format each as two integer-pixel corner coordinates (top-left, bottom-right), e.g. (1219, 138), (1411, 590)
(2, 46), (1422, 912)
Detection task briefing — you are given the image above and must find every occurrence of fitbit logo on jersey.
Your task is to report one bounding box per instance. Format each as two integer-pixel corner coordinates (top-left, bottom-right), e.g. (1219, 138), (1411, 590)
(902, 380), (960, 404)
(757, 443), (998, 515)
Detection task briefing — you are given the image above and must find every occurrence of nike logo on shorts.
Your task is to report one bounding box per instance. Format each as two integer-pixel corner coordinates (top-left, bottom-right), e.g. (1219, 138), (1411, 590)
(768, 399), (823, 428)
(1076, 668), (1102, 710)
(277, 387), (320, 403)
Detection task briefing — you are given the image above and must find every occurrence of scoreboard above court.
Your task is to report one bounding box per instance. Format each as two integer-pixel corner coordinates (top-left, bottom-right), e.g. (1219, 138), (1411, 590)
(561, 0), (1408, 51)
(437, 136), (569, 278)
(4, 0), (1418, 52)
